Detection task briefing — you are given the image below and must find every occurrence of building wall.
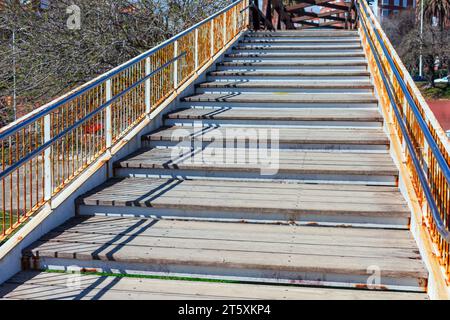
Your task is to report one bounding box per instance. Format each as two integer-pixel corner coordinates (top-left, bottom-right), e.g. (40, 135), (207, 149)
(378, 0), (416, 19)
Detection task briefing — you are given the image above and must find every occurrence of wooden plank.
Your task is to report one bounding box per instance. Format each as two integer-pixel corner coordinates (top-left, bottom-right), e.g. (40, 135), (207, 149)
(77, 178), (409, 216)
(234, 44), (362, 50)
(208, 71), (369, 77)
(36, 230), (420, 260)
(115, 148), (399, 175)
(182, 93), (377, 104)
(52, 217), (416, 245)
(0, 272), (428, 300)
(24, 238), (428, 279)
(167, 108), (381, 122)
(146, 126), (389, 145)
(218, 60), (366, 66)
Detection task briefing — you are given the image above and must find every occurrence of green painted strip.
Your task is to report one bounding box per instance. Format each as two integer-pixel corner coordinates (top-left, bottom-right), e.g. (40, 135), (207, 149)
(43, 269), (241, 284)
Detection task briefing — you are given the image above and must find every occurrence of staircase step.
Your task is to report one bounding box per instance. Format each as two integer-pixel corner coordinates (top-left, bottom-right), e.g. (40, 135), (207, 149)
(240, 38), (360, 44)
(113, 147), (399, 185)
(164, 107), (382, 127)
(226, 52), (366, 59)
(0, 271), (428, 300)
(22, 216), (427, 291)
(75, 178), (409, 227)
(196, 81), (373, 94)
(143, 126), (389, 151)
(215, 61), (367, 72)
(197, 81), (372, 90)
(182, 93), (378, 107)
(233, 44), (363, 51)
(218, 61), (367, 67)
(207, 70), (371, 83)
(246, 31), (360, 37)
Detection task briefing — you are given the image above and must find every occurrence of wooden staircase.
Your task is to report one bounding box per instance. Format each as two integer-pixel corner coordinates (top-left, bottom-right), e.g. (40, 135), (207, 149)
(0, 30), (429, 300)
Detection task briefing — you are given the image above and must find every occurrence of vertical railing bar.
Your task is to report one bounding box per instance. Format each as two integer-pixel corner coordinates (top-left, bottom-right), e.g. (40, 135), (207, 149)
(0, 1), (248, 242)
(194, 28), (199, 71)
(223, 11), (227, 45)
(145, 57), (151, 114)
(105, 80), (112, 149)
(174, 41), (179, 90)
(43, 114), (52, 203)
(210, 19), (214, 58)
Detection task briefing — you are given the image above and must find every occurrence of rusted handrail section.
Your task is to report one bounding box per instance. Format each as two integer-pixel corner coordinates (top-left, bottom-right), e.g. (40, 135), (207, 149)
(0, 0), (249, 242)
(356, 0), (450, 278)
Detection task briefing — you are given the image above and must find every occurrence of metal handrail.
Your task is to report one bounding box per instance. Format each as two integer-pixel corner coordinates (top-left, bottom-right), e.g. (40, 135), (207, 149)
(355, 0), (450, 243)
(0, 0), (249, 241)
(0, 53), (185, 181)
(358, 1), (450, 186)
(0, 0), (244, 139)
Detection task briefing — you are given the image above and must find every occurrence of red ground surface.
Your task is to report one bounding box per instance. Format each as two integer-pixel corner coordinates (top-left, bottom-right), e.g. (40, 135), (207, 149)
(427, 100), (450, 131)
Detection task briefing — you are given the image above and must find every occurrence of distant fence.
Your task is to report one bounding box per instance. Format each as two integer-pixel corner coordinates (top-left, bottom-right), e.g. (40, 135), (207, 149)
(0, 0), (249, 241)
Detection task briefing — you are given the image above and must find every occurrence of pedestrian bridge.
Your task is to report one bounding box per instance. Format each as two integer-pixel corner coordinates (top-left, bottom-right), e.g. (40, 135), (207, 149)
(0, 0), (449, 300)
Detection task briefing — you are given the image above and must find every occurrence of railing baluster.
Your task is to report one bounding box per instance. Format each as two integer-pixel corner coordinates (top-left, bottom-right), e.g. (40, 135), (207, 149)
(145, 57), (151, 114)
(174, 41), (179, 89)
(105, 79), (112, 149)
(0, 0), (248, 243)
(194, 28), (199, 71)
(43, 114), (52, 203)
(210, 20), (214, 58)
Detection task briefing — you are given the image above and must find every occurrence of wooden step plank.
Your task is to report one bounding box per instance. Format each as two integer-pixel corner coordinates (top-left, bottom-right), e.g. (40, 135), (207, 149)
(115, 147), (399, 175)
(218, 61), (367, 67)
(182, 93), (378, 104)
(208, 70), (371, 77)
(56, 215), (415, 240)
(50, 217), (417, 249)
(144, 126), (389, 146)
(166, 108), (381, 122)
(0, 271), (428, 300)
(246, 31), (360, 37)
(233, 45), (363, 50)
(23, 218), (427, 280)
(36, 230), (420, 260)
(197, 82), (373, 90)
(239, 39), (361, 44)
(226, 52), (366, 58)
(77, 178), (409, 217)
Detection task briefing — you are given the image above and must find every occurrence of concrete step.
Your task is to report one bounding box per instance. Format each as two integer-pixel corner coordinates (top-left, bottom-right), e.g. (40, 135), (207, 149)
(143, 125), (390, 151)
(113, 147), (399, 185)
(76, 179), (409, 227)
(0, 270), (428, 300)
(195, 81), (373, 94)
(164, 107), (382, 128)
(21, 216), (427, 291)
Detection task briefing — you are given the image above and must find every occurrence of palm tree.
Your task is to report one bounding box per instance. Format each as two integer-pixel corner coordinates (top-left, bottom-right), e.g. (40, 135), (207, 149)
(417, 0), (450, 30)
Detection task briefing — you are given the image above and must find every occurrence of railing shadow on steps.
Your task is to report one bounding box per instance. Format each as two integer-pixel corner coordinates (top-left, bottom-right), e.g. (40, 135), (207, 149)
(0, 0), (249, 244)
(355, 0), (450, 280)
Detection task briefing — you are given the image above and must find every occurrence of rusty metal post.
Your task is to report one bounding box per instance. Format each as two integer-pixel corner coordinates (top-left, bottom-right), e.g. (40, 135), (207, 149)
(173, 40), (179, 89)
(105, 79), (112, 149)
(145, 57), (151, 114)
(43, 114), (52, 203)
